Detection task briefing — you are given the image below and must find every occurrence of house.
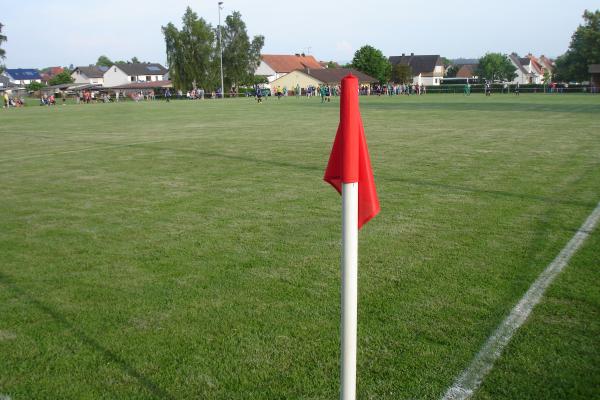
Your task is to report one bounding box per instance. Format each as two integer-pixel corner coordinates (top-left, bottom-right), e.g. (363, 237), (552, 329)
(389, 53), (444, 85)
(537, 55), (555, 80)
(526, 54), (545, 82)
(71, 66), (109, 85)
(508, 53), (542, 84)
(456, 64), (478, 79)
(590, 64), (600, 89)
(2, 68), (42, 85)
(102, 63), (168, 87)
(255, 54), (324, 83)
(0, 74), (11, 89)
(40, 67), (65, 83)
(269, 68), (377, 94)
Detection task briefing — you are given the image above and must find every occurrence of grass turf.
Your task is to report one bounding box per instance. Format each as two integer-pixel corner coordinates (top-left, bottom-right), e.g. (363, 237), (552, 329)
(0, 94), (599, 399)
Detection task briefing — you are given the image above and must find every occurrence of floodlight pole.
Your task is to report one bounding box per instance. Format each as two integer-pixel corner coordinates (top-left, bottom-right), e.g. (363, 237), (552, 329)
(218, 1), (224, 99)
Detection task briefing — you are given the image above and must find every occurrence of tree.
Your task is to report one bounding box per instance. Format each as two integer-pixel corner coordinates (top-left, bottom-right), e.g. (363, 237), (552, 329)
(221, 11), (264, 89)
(554, 9), (600, 82)
(97, 55), (113, 67)
(326, 61), (339, 69)
(446, 65), (460, 78)
(351, 45), (391, 83)
(391, 64), (412, 83)
(163, 7), (263, 91)
(131, 56), (140, 64)
(542, 70), (552, 85)
(476, 53), (517, 82)
(440, 57), (452, 69)
(0, 22), (7, 73)
(26, 81), (44, 92)
(49, 71), (74, 86)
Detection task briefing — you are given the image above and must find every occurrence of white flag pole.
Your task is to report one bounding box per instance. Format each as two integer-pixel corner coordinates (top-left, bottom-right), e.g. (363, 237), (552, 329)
(341, 181), (359, 400)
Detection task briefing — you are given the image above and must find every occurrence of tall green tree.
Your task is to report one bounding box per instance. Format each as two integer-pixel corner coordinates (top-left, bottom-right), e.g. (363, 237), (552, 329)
(476, 53), (517, 81)
(352, 45), (391, 83)
(446, 65), (460, 78)
(554, 9), (600, 82)
(96, 55), (113, 67)
(163, 7), (216, 90)
(0, 22), (7, 73)
(391, 64), (412, 83)
(49, 70), (75, 86)
(221, 11), (264, 89)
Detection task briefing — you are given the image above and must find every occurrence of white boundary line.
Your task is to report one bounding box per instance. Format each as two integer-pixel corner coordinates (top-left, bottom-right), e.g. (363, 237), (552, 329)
(442, 201), (600, 400)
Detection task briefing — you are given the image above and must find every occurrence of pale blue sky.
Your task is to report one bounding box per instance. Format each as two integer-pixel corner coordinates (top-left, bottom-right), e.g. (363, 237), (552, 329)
(2, 0), (598, 68)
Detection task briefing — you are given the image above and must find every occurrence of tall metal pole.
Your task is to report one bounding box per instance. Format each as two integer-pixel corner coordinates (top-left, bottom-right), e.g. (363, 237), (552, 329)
(218, 1), (224, 99)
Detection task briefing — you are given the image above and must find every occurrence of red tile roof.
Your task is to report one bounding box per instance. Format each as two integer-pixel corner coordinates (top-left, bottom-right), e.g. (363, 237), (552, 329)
(456, 64), (477, 78)
(261, 54), (323, 73)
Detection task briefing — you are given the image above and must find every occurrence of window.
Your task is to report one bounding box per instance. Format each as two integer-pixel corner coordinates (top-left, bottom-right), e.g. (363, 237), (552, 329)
(146, 76), (151, 81)
(114, 68), (117, 72)
(131, 76), (135, 82)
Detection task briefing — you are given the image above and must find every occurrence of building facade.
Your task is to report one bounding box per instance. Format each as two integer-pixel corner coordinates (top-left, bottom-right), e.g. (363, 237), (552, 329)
(103, 63), (168, 87)
(71, 66), (108, 85)
(389, 54), (444, 86)
(255, 54), (324, 83)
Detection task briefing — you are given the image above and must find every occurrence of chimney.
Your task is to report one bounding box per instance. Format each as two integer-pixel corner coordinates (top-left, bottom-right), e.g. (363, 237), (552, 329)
(295, 53), (300, 57)
(402, 53), (405, 56)
(411, 52), (414, 56)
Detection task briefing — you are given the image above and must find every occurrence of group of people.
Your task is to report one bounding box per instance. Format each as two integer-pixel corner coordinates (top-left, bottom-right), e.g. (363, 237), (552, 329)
(2, 91), (26, 108)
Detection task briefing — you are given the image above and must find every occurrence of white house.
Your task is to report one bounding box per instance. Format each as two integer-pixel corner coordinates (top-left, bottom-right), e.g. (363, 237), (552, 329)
(103, 63), (168, 87)
(389, 54), (445, 86)
(2, 68), (42, 85)
(71, 66), (108, 85)
(509, 53), (542, 84)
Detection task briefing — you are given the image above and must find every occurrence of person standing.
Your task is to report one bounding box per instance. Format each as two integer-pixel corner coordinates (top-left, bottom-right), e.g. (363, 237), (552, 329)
(165, 88), (172, 102)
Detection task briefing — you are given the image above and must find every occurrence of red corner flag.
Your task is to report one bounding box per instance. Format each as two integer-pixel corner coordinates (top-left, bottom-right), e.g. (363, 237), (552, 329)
(324, 74), (380, 229)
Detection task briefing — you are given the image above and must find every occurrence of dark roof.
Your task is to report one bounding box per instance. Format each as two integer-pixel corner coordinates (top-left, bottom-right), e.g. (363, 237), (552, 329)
(74, 66), (107, 78)
(519, 57), (530, 66)
(115, 63), (168, 76)
(589, 64), (600, 74)
(509, 54), (528, 74)
(389, 55), (442, 75)
(0, 75), (10, 86)
(304, 68), (378, 83)
(4, 68), (41, 80)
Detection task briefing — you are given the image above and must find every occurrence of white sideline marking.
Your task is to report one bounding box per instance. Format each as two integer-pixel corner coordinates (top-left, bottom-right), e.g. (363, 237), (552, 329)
(0, 394), (12, 400)
(442, 201), (600, 400)
(0, 136), (198, 162)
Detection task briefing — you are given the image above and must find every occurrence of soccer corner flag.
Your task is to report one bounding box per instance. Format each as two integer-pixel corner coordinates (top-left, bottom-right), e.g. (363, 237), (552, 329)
(324, 74), (380, 229)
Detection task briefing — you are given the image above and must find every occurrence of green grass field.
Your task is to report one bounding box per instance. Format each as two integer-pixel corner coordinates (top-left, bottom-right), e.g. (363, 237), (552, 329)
(1, 94), (599, 399)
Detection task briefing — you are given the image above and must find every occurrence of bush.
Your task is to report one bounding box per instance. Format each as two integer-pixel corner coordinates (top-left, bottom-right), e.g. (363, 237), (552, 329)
(26, 82), (45, 92)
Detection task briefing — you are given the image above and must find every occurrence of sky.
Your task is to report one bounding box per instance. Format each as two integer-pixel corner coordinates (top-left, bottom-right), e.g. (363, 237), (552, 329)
(1, 0), (598, 69)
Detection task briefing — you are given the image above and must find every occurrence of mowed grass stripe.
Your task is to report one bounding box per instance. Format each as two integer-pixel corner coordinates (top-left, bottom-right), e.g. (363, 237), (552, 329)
(0, 95), (599, 399)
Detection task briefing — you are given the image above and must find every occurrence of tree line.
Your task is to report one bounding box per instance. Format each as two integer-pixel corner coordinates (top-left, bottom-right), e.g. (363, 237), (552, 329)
(349, 9), (599, 84)
(2, 9), (598, 89)
(163, 7), (264, 91)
